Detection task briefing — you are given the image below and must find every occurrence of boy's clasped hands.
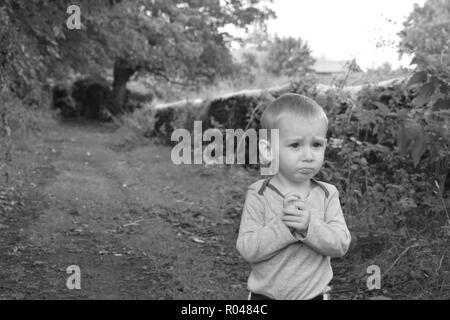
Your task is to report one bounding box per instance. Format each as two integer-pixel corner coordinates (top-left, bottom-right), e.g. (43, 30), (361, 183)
(282, 193), (311, 237)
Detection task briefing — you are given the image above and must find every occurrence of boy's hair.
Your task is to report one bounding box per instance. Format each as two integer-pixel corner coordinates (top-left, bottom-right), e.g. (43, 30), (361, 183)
(261, 93), (328, 130)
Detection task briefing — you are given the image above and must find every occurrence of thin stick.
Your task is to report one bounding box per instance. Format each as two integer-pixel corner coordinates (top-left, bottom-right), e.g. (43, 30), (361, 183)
(123, 219), (144, 227)
(437, 253), (446, 274)
(382, 246), (412, 279)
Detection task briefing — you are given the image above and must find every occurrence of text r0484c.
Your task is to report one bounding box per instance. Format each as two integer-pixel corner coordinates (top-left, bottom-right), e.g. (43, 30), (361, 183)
(225, 304), (268, 315)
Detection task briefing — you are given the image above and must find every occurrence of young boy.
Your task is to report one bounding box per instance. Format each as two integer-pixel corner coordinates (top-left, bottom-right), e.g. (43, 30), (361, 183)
(236, 93), (351, 300)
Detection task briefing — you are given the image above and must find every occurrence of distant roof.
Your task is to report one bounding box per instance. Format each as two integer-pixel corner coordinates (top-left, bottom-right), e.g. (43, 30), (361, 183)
(312, 59), (361, 74)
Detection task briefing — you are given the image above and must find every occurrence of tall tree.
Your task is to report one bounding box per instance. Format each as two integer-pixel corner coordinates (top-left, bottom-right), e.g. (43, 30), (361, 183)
(399, 0), (450, 59)
(397, 0), (449, 190)
(398, 0), (450, 109)
(263, 36), (315, 77)
(1, 0), (275, 113)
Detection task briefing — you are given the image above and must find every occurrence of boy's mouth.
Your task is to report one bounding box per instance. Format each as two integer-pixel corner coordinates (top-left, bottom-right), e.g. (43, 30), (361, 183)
(297, 168), (314, 174)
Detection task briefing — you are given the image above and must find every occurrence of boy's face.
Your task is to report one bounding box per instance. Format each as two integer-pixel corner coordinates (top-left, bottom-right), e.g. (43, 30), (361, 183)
(272, 115), (327, 184)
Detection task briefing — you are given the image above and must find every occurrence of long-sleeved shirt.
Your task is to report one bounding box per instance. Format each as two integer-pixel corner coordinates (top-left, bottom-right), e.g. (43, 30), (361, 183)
(236, 178), (351, 300)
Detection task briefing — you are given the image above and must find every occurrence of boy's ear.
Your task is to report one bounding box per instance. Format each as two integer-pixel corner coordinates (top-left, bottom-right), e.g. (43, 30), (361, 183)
(259, 139), (273, 164)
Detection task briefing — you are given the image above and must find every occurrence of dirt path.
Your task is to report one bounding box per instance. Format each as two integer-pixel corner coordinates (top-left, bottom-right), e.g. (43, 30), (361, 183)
(0, 117), (254, 299)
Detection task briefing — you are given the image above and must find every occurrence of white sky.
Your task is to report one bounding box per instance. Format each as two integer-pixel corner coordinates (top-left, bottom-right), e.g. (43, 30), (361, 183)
(264, 0), (426, 70)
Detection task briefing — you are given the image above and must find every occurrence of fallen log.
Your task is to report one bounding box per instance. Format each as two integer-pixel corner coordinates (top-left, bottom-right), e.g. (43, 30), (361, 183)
(316, 76), (408, 99)
(148, 76), (410, 143)
(149, 81), (310, 142)
(153, 81), (298, 110)
(153, 76), (409, 111)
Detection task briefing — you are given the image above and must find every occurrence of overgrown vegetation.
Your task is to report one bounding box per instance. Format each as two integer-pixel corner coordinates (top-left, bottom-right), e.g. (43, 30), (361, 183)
(319, 83), (449, 299)
(128, 71), (449, 298)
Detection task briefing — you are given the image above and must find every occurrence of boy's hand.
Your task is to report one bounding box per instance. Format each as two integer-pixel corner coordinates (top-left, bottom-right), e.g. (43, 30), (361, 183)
(283, 193), (301, 211)
(282, 194), (310, 235)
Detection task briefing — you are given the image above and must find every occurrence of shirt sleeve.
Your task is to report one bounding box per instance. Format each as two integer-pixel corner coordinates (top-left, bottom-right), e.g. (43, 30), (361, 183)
(295, 185), (351, 258)
(236, 187), (298, 263)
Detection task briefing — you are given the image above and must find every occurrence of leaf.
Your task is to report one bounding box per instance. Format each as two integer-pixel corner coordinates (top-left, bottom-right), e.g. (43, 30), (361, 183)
(407, 71), (427, 86)
(372, 101), (389, 114)
(439, 84), (450, 94)
(398, 118), (423, 157)
(411, 134), (428, 167)
(410, 54), (427, 66)
(396, 109), (409, 121)
(410, 56), (421, 65)
(432, 99), (450, 110)
(413, 83), (436, 106)
(398, 124), (409, 155)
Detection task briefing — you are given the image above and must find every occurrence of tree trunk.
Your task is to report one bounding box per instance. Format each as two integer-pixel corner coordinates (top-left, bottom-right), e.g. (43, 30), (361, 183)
(111, 57), (136, 115)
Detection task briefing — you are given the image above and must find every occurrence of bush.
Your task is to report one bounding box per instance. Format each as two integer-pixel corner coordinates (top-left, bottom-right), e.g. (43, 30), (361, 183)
(52, 76), (147, 121)
(315, 83), (449, 299)
(71, 77), (112, 120)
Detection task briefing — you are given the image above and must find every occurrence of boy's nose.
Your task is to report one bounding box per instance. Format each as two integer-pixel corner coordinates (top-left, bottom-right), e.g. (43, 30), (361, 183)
(300, 147), (314, 161)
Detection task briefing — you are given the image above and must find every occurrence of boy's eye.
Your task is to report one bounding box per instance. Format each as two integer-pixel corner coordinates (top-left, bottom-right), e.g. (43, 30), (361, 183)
(313, 142), (324, 148)
(289, 143), (300, 148)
